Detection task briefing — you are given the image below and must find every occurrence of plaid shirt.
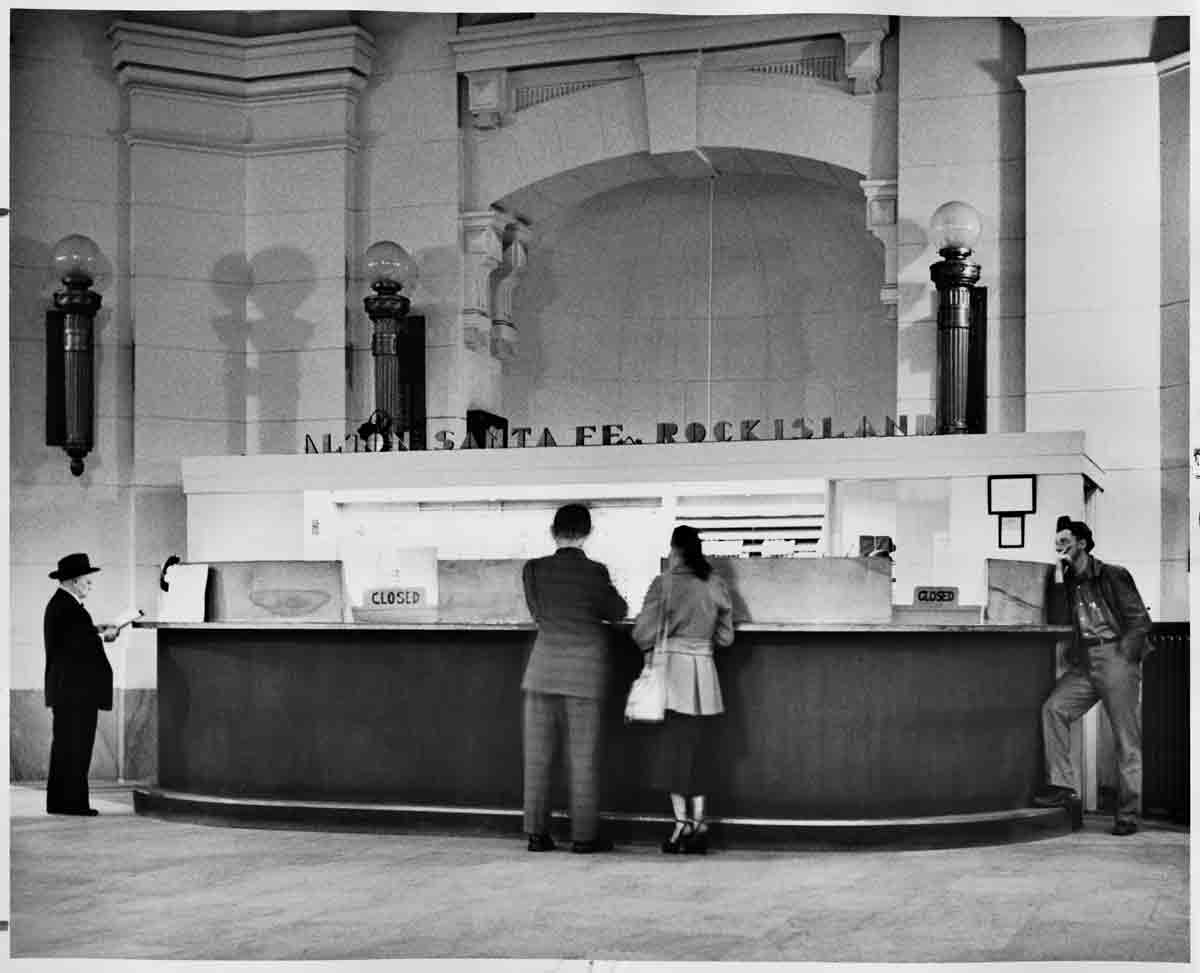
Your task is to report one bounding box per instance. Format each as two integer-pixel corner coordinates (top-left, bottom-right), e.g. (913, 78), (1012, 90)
(1054, 555), (1152, 665)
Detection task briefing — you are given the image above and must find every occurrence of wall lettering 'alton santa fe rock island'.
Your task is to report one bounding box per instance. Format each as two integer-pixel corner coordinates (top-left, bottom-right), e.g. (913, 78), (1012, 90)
(305, 414), (937, 453)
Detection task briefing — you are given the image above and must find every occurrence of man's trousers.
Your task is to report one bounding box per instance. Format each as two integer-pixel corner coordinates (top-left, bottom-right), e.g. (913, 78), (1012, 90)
(47, 705), (99, 813)
(1042, 641), (1142, 822)
(522, 691), (604, 842)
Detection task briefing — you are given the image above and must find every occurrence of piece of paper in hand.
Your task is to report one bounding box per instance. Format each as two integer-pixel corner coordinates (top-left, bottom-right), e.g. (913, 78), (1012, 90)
(112, 608), (145, 630)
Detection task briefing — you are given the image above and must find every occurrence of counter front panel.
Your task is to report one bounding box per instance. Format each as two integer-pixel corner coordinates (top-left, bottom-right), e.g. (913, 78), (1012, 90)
(156, 623), (1060, 819)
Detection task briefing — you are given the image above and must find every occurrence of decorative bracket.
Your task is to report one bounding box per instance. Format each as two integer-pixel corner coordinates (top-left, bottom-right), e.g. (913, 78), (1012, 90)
(635, 51), (702, 155)
(460, 209), (508, 351)
(860, 178), (898, 309)
(841, 28), (886, 95)
(491, 222), (531, 361)
(466, 69), (508, 129)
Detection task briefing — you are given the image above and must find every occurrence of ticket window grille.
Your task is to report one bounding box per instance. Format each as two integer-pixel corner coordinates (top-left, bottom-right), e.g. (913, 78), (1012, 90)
(675, 495), (826, 558)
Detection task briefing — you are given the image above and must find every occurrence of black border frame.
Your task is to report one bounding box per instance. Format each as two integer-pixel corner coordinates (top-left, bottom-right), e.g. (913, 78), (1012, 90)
(988, 474), (1037, 515)
(997, 513), (1026, 549)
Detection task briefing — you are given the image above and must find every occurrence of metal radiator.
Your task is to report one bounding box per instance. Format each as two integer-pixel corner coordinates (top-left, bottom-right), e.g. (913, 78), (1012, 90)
(1142, 623), (1189, 823)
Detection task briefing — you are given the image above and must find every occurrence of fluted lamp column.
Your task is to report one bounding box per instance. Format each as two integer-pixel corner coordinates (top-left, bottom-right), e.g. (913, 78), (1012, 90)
(929, 201), (982, 435)
(363, 241), (418, 449)
(47, 234), (102, 476)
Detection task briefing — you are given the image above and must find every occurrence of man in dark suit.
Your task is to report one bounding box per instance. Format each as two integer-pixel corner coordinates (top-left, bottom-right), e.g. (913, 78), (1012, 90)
(44, 552), (118, 816)
(521, 504), (628, 853)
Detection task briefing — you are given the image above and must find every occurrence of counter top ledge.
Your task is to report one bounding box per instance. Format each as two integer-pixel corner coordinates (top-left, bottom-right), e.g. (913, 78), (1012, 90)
(135, 620), (1071, 634)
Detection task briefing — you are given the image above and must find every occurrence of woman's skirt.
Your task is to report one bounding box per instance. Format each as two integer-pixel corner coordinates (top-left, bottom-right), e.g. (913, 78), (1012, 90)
(648, 710), (721, 795)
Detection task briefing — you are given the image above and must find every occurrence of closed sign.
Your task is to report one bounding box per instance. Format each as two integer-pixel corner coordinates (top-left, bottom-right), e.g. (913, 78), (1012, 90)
(914, 586), (958, 606)
(367, 587), (426, 608)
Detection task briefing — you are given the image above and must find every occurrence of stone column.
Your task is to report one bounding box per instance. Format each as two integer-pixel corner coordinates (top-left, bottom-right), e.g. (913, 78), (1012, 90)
(490, 222), (531, 361)
(1017, 16), (1167, 611)
(109, 20), (373, 774)
(460, 210), (507, 352)
(110, 20), (373, 461)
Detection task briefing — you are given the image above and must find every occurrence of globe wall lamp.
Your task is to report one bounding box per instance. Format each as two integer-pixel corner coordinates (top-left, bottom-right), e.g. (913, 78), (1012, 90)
(363, 241), (419, 450)
(45, 234), (102, 476)
(929, 201), (983, 435)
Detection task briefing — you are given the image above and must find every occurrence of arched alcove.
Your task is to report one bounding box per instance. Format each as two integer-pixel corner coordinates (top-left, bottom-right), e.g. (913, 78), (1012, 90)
(501, 151), (894, 441)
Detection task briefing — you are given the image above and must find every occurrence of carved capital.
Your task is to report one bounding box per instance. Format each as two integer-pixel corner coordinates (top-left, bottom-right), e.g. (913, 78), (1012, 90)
(492, 224), (531, 328)
(860, 178), (897, 230)
(841, 28), (886, 95)
(460, 209), (507, 351)
(490, 321), (520, 362)
(490, 223), (531, 361)
(466, 69), (508, 129)
(860, 178), (898, 308)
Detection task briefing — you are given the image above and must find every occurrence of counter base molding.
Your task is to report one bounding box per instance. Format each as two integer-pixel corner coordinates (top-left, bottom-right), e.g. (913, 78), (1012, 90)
(146, 623), (1068, 846)
(132, 789), (1071, 849)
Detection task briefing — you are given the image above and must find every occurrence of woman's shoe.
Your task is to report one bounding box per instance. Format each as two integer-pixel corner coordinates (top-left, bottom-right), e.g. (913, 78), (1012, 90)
(684, 821), (709, 855)
(661, 819), (695, 854)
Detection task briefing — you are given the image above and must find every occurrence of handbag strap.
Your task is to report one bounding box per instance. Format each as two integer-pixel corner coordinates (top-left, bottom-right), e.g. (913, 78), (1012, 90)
(652, 573), (672, 661)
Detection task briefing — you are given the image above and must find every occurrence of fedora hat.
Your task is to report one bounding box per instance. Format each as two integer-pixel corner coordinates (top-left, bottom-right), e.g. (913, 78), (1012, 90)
(49, 552), (101, 581)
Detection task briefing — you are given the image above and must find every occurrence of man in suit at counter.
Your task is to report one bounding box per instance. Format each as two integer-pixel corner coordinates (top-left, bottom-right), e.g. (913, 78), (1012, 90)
(521, 504), (629, 854)
(1033, 519), (1152, 836)
(44, 553), (119, 816)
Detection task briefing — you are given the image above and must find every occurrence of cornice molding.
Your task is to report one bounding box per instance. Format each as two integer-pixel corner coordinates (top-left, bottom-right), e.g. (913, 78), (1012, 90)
(116, 64), (370, 101)
(1018, 59), (1160, 90)
(1013, 16), (1161, 73)
(1012, 16), (1153, 33)
(451, 13), (889, 74)
(109, 20), (375, 82)
(124, 132), (361, 158)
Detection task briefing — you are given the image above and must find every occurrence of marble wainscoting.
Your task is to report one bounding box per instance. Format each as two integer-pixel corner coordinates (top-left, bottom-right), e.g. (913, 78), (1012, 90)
(121, 690), (158, 780)
(10, 689), (157, 782)
(985, 559), (1057, 624)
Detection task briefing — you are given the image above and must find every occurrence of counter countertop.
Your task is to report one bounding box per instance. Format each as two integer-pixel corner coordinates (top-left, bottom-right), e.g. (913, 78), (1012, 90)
(135, 620), (1071, 634)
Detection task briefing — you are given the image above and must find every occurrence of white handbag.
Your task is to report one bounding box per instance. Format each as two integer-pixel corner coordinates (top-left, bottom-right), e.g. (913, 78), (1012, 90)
(624, 577), (669, 723)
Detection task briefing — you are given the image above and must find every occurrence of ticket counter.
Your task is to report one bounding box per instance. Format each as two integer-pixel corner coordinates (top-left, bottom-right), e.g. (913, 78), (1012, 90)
(137, 617), (1069, 845)
(135, 432), (1097, 846)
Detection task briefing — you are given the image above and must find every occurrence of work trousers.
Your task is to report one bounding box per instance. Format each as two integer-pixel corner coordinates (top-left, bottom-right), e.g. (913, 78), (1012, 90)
(1042, 641), (1142, 822)
(522, 691), (604, 842)
(47, 705), (99, 813)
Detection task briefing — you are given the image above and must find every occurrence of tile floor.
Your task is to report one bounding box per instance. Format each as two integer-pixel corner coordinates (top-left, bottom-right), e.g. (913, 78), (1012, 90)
(6, 782), (1190, 966)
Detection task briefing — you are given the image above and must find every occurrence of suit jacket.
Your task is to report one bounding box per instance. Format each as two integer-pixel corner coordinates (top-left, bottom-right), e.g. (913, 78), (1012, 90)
(1049, 555), (1152, 665)
(44, 587), (113, 711)
(521, 548), (628, 699)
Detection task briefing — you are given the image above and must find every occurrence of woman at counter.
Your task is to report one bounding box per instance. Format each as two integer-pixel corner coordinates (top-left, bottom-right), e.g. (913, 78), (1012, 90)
(520, 503), (629, 854)
(633, 525), (735, 854)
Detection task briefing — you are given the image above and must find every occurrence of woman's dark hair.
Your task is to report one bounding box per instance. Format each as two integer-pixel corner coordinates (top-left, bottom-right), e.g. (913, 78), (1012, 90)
(671, 524), (711, 580)
(159, 554), (182, 591)
(551, 503), (592, 540)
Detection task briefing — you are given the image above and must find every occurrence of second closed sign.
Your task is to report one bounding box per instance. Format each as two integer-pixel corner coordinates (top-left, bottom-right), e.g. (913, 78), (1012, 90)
(913, 586), (958, 606)
(367, 587), (426, 607)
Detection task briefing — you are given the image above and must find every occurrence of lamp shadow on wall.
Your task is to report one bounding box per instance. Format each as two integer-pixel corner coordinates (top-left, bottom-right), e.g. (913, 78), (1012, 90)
(892, 216), (937, 419)
(502, 238), (560, 385)
(211, 254), (253, 456)
(248, 246), (317, 454)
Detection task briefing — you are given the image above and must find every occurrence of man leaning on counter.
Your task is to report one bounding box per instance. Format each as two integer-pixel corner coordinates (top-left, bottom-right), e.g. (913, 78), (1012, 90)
(1034, 517), (1152, 837)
